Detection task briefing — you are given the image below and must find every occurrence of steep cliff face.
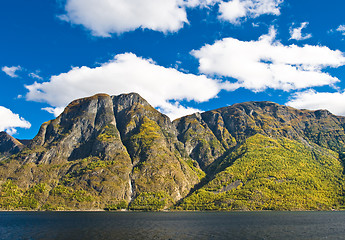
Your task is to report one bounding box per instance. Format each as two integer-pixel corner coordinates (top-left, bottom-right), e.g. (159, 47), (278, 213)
(0, 93), (201, 210)
(1, 94), (345, 211)
(23, 94), (128, 164)
(174, 112), (236, 171)
(111, 93), (200, 208)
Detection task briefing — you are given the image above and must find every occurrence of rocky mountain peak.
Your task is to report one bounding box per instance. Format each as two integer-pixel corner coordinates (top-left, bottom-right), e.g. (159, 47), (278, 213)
(112, 92), (150, 112)
(0, 93), (200, 209)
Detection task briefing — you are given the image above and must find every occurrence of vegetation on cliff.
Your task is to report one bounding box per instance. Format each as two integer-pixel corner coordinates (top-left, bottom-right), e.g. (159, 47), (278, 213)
(1, 93), (345, 211)
(177, 134), (344, 210)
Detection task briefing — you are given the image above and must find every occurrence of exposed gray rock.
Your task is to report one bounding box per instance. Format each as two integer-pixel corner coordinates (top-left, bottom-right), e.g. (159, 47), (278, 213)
(0, 131), (24, 156)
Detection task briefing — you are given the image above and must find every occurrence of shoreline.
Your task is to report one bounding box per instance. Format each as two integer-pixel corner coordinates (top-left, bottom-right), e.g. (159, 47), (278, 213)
(0, 209), (342, 212)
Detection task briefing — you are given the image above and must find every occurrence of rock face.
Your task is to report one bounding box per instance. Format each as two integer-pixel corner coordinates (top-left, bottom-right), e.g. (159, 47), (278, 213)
(0, 93), (200, 210)
(1, 94), (345, 211)
(175, 101), (345, 170)
(0, 131), (24, 156)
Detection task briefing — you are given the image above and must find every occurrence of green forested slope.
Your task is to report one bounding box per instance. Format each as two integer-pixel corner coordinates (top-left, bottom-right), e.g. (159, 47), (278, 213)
(178, 134), (344, 210)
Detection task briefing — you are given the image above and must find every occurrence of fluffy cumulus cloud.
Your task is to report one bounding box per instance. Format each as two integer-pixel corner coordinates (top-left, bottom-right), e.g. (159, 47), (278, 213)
(0, 106), (31, 135)
(289, 22), (312, 41)
(192, 27), (345, 91)
(2, 66), (22, 78)
(286, 90), (345, 116)
(218, 0), (283, 24)
(25, 53), (227, 120)
(60, 0), (284, 36)
(60, 0), (191, 36)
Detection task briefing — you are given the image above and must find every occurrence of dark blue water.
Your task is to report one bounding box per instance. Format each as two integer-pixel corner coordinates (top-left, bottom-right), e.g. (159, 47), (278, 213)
(1, 211), (345, 240)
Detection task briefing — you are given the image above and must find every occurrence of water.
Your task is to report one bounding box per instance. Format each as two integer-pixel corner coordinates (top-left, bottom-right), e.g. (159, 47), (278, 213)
(1, 211), (345, 240)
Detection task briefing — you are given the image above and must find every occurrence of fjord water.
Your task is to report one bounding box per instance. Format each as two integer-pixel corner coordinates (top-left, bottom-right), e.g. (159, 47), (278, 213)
(1, 212), (345, 240)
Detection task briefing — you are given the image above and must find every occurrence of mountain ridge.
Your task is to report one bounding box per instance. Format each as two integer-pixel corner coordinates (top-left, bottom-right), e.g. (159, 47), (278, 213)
(1, 93), (345, 211)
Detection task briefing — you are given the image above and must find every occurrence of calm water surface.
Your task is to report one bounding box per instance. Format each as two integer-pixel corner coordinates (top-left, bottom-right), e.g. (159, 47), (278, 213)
(1, 211), (345, 240)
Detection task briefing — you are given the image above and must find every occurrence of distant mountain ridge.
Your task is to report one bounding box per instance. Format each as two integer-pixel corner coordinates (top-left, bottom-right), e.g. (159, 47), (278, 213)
(1, 93), (345, 211)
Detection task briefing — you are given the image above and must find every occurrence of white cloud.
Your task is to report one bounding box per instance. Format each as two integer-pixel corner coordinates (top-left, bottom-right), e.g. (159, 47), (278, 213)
(289, 22), (312, 41)
(183, 0), (219, 7)
(25, 53), (227, 120)
(60, 0), (191, 36)
(41, 107), (65, 117)
(336, 25), (345, 35)
(29, 72), (43, 80)
(60, 0), (284, 36)
(218, 0), (283, 24)
(0, 106), (31, 135)
(157, 103), (201, 120)
(192, 27), (345, 92)
(2, 66), (22, 78)
(286, 90), (345, 116)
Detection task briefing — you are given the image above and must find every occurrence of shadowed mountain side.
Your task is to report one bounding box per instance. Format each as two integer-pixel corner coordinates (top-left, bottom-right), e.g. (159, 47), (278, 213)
(0, 132), (24, 157)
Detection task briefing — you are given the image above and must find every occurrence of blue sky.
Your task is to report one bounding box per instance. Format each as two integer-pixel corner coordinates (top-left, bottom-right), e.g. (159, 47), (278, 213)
(1, 0), (345, 139)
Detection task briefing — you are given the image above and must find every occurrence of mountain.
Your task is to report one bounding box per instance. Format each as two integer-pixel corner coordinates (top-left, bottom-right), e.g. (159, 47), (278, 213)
(0, 93), (345, 211)
(175, 102), (345, 210)
(0, 131), (24, 158)
(0, 93), (200, 210)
